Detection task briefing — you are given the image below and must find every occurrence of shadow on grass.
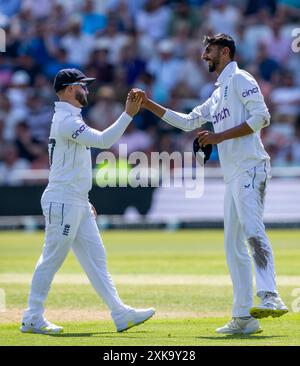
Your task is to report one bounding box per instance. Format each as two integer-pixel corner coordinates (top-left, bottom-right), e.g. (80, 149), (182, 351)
(48, 332), (286, 341)
(48, 330), (151, 338)
(197, 335), (286, 340)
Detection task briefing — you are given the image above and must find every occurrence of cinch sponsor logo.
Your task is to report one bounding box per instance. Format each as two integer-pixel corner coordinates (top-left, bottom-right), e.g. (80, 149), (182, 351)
(242, 87), (259, 97)
(72, 124), (86, 139)
(212, 107), (230, 124)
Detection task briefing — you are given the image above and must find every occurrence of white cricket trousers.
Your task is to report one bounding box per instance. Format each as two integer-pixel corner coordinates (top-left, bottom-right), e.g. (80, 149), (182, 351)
(23, 201), (125, 322)
(224, 160), (277, 317)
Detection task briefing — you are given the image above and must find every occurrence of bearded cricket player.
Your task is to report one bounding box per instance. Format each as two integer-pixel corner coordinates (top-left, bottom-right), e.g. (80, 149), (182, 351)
(20, 68), (155, 334)
(131, 33), (288, 335)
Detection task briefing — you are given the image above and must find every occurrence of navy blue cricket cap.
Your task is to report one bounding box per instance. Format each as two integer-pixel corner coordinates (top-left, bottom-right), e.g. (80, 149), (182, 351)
(53, 68), (96, 92)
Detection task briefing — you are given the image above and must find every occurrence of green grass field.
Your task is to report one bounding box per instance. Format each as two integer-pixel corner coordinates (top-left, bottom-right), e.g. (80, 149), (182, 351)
(0, 229), (300, 346)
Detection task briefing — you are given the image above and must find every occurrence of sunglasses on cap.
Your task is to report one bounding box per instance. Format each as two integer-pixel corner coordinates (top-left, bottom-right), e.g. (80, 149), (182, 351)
(62, 82), (89, 91)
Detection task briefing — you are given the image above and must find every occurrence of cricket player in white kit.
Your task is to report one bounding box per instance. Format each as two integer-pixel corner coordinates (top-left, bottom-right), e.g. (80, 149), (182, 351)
(21, 68), (155, 334)
(131, 34), (288, 334)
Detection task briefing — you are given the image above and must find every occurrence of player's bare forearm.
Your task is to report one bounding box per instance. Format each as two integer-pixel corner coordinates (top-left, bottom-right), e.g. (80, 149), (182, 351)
(198, 122), (253, 146)
(221, 122), (254, 140)
(129, 89), (166, 118)
(142, 98), (166, 119)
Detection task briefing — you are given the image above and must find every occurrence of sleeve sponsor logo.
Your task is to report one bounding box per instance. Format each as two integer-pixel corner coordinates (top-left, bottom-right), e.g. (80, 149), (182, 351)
(72, 124), (86, 139)
(242, 87), (259, 97)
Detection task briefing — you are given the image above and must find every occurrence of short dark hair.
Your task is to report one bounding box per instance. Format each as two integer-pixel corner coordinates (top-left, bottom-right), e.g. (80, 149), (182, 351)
(203, 33), (236, 59)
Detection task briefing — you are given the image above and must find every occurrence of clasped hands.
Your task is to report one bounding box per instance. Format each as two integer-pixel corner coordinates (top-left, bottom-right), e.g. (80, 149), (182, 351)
(127, 88), (223, 146)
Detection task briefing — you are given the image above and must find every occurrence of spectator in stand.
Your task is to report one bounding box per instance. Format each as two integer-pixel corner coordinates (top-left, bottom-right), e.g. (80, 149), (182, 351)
(241, 12), (272, 60)
(0, 46), (14, 87)
(26, 93), (52, 144)
(157, 132), (180, 156)
(60, 16), (95, 66)
(244, 0), (277, 18)
(170, 21), (192, 59)
(47, 3), (69, 37)
(278, 0), (300, 18)
(168, 0), (201, 37)
(147, 39), (183, 98)
(0, 0), (21, 17)
(3, 23), (20, 61)
(135, 0), (172, 42)
(87, 40), (115, 83)
(3, 74), (31, 142)
(32, 74), (56, 105)
(21, 0), (53, 20)
(88, 86), (124, 131)
(256, 42), (281, 82)
(14, 121), (44, 162)
(176, 43), (206, 96)
(198, 68), (216, 101)
(0, 143), (30, 186)
(290, 118), (300, 165)
(263, 113), (295, 166)
(54, 0), (82, 14)
(0, 119), (5, 160)
(107, 0), (135, 32)
(13, 53), (41, 85)
(235, 23), (256, 64)
(265, 17), (291, 64)
(112, 121), (153, 156)
(7, 70), (32, 113)
(112, 66), (132, 103)
(81, 0), (108, 35)
(0, 1), (299, 175)
(43, 47), (80, 80)
(205, 0), (241, 38)
(106, 0), (147, 17)
(9, 9), (34, 49)
(270, 71), (300, 119)
(30, 148), (50, 170)
(95, 18), (130, 65)
(118, 41), (146, 85)
(21, 21), (54, 66)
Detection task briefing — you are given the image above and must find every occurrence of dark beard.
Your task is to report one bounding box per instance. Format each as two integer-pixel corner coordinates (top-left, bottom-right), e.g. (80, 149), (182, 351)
(208, 61), (217, 72)
(208, 54), (221, 73)
(75, 91), (88, 107)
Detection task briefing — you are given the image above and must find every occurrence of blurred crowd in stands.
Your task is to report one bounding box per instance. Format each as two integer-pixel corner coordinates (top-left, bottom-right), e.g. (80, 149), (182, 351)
(0, 0), (300, 185)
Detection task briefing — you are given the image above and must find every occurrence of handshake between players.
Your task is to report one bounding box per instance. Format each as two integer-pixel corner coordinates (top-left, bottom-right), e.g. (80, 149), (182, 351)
(127, 88), (213, 164)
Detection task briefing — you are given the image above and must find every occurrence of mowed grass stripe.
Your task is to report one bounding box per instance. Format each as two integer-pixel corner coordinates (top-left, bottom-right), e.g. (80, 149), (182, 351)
(1, 230), (300, 346)
(0, 308), (232, 324)
(1, 273), (300, 286)
(1, 315), (300, 346)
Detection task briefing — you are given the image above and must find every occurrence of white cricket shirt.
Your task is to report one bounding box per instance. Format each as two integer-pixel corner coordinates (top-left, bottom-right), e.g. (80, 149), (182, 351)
(162, 61), (271, 183)
(42, 101), (132, 205)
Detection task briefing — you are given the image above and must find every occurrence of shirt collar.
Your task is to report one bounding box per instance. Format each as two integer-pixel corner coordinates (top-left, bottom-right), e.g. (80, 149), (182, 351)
(54, 101), (82, 116)
(215, 61), (237, 86)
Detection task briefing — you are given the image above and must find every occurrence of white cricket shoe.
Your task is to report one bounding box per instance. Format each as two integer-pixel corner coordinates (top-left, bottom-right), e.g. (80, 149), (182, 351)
(250, 292), (288, 319)
(216, 317), (262, 335)
(20, 318), (64, 335)
(112, 306), (155, 332)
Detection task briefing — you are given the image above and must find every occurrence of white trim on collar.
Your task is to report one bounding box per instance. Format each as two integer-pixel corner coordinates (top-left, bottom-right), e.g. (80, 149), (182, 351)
(54, 101), (82, 115)
(215, 61), (237, 86)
